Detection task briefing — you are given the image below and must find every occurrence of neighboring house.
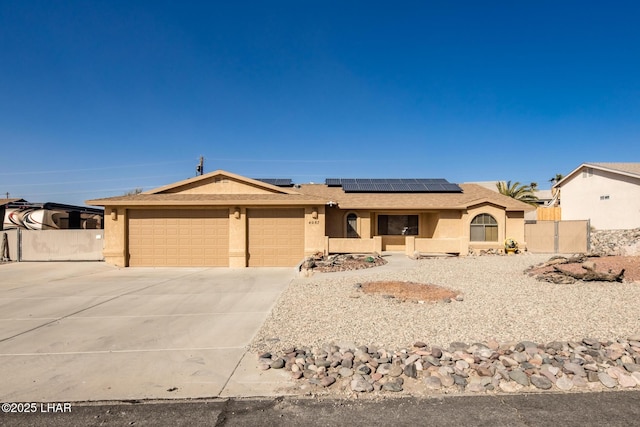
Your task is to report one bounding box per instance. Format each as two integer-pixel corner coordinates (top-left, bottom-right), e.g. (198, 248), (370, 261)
(86, 170), (535, 268)
(554, 162), (640, 230)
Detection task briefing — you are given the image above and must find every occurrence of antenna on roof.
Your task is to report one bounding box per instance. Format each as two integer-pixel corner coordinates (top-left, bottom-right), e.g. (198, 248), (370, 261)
(196, 156), (204, 176)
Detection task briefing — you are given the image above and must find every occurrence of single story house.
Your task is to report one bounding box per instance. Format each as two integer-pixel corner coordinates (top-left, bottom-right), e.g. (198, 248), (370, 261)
(86, 170), (535, 267)
(553, 162), (640, 230)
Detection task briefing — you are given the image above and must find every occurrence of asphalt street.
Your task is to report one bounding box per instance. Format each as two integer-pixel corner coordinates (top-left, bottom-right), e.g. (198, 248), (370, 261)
(2, 391), (640, 427)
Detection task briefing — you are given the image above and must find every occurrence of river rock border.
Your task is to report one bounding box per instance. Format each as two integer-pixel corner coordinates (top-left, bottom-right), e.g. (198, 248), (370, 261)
(257, 337), (640, 394)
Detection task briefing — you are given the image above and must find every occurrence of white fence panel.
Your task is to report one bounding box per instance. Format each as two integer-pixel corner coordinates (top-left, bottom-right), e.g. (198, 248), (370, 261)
(20, 230), (104, 261)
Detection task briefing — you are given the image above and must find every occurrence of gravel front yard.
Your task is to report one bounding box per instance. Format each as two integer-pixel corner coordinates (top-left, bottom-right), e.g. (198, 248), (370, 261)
(250, 254), (640, 353)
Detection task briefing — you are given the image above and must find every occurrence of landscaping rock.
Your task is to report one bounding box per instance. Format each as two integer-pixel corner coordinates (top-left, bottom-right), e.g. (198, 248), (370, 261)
(257, 336), (640, 395)
(531, 374), (553, 390)
(350, 375), (374, 392)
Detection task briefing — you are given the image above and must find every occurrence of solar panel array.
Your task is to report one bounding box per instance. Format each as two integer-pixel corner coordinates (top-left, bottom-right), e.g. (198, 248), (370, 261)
(255, 178), (293, 187)
(325, 178), (462, 193)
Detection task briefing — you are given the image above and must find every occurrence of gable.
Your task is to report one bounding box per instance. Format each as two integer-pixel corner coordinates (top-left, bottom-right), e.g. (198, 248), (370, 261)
(146, 170), (299, 196)
(557, 163), (640, 189)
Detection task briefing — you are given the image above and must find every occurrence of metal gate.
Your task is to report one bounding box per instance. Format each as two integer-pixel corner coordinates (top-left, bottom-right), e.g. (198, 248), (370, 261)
(525, 220), (590, 254)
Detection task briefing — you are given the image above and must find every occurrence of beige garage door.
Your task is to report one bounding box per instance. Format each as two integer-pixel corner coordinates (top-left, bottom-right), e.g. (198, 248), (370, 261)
(248, 208), (304, 267)
(128, 209), (229, 267)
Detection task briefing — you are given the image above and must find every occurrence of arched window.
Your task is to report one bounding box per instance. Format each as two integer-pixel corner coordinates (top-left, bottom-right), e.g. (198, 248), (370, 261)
(346, 213), (359, 238)
(470, 214), (498, 241)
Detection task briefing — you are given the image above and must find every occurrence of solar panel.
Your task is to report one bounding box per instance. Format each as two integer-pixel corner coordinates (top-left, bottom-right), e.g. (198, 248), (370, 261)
(441, 183), (463, 192)
(389, 183), (407, 191)
(343, 183), (372, 192)
(426, 183), (445, 191)
(407, 183), (427, 191)
(375, 183), (393, 191)
(416, 179), (448, 184)
(255, 178), (293, 187)
(357, 183), (377, 191)
(331, 177), (463, 192)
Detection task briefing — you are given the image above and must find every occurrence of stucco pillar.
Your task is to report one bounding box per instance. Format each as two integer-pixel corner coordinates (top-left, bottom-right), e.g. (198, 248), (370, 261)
(228, 207), (247, 267)
(304, 206), (325, 256)
(102, 207), (128, 267)
(405, 236), (416, 256)
(373, 236), (383, 253)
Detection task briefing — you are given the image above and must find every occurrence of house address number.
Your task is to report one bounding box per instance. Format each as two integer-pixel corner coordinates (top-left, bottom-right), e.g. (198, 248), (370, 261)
(308, 220), (320, 224)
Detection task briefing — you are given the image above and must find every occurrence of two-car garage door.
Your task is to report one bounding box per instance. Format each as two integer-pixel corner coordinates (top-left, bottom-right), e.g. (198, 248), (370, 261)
(128, 209), (229, 267)
(128, 208), (305, 267)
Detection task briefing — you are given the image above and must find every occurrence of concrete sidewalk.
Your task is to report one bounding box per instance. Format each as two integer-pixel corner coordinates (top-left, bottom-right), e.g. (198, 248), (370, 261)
(0, 262), (294, 402)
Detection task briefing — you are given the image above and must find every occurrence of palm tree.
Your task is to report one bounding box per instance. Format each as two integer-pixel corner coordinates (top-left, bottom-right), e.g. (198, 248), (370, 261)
(549, 174), (564, 186)
(496, 181), (539, 206)
(549, 173), (564, 198)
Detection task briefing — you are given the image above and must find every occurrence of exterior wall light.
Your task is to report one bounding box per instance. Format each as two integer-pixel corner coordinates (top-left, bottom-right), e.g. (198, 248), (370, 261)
(111, 209), (117, 221)
(312, 208), (318, 219)
(234, 207), (241, 219)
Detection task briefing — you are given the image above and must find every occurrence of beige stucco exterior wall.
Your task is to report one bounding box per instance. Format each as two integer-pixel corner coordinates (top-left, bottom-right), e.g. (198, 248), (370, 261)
(465, 204), (506, 253)
(325, 209), (473, 255)
(560, 168), (640, 230)
(431, 210), (463, 238)
(505, 210), (526, 247)
(324, 208), (372, 238)
(324, 207), (343, 237)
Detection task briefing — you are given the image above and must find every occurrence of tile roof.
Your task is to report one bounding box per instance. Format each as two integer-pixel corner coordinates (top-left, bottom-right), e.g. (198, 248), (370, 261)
(85, 168), (534, 211)
(296, 183), (535, 211)
(555, 162), (640, 188)
(588, 162), (640, 177)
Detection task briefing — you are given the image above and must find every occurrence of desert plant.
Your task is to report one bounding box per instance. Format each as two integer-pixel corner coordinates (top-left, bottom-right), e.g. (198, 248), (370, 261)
(123, 188), (143, 196)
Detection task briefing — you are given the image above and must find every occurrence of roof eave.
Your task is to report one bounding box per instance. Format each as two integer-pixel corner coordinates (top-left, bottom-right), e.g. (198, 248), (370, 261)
(555, 162), (640, 188)
(85, 199), (326, 207)
(144, 169), (301, 195)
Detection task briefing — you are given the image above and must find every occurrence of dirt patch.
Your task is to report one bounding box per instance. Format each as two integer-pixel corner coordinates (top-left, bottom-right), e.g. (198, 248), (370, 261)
(527, 255), (640, 283)
(361, 281), (459, 302)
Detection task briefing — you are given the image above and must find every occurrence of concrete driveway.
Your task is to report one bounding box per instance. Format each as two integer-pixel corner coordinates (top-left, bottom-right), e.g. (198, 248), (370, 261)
(0, 262), (294, 402)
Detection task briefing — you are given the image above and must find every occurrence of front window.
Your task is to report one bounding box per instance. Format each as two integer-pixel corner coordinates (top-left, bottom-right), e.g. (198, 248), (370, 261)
(470, 214), (498, 241)
(377, 215), (418, 235)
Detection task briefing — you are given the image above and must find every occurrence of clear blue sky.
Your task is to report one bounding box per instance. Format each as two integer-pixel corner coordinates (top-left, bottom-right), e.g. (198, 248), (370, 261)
(2, 1), (639, 206)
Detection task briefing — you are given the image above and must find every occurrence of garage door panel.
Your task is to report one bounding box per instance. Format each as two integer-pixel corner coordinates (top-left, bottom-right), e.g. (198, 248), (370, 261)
(129, 209), (229, 267)
(248, 208), (304, 267)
